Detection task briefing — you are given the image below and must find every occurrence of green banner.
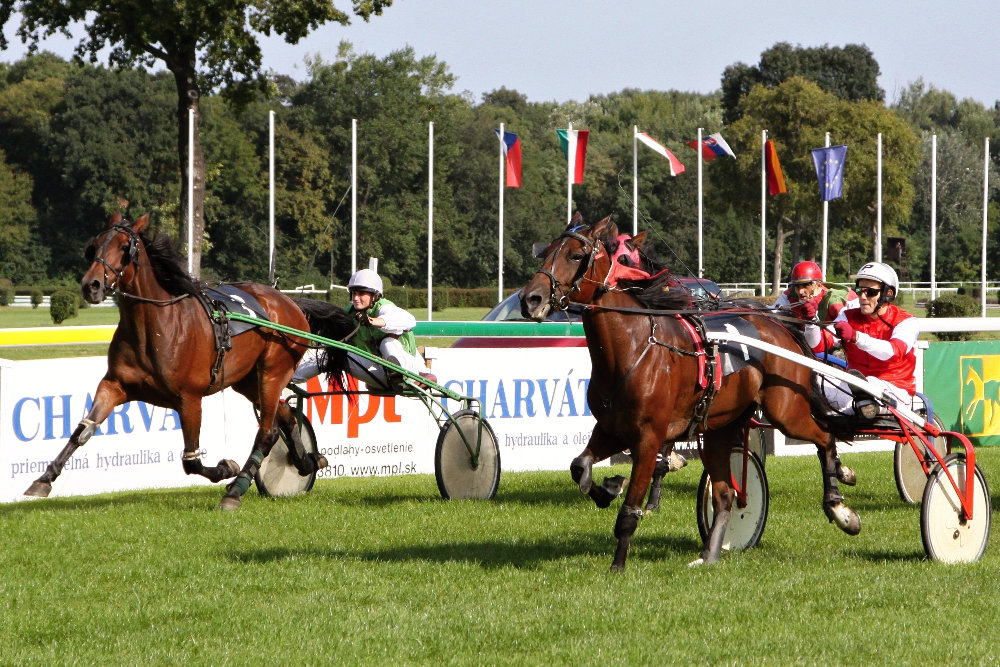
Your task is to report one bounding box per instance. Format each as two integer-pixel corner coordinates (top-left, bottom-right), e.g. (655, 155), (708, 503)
(924, 341), (1000, 446)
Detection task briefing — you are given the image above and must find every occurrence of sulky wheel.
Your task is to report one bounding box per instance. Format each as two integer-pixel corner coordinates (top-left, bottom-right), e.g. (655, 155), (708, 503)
(894, 414), (947, 504)
(696, 448), (769, 551)
(920, 453), (991, 563)
(255, 413), (319, 497)
(435, 409), (500, 500)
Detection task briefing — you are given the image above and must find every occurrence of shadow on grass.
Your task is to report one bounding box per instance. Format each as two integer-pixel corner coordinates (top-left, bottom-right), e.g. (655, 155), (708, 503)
(225, 530), (704, 570)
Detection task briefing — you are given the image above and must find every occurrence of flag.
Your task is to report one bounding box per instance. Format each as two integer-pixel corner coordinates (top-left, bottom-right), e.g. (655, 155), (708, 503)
(556, 129), (589, 184)
(636, 132), (686, 176)
(810, 144), (848, 201)
(685, 132), (736, 162)
(495, 129), (521, 188)
(764, 139), (787, 195)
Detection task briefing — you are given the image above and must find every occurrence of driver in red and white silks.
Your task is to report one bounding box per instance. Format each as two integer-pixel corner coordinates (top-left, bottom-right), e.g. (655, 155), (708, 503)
(804, 262), (917, 415)
(774, 260), (858, 351)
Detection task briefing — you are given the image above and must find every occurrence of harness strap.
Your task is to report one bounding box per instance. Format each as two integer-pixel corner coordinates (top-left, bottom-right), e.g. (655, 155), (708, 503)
(682, 314), (722, 441)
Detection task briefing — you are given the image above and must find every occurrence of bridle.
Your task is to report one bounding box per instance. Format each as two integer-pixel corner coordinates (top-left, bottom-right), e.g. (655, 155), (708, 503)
(85, 222), (188, 305)
(85, 222), (141, 295)
(533, 228), (606, 311)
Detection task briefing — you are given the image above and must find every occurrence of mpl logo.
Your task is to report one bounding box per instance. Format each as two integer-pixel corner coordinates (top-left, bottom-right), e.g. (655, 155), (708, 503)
(961, 355), (1000, 437)
(299, 375), (401, 438)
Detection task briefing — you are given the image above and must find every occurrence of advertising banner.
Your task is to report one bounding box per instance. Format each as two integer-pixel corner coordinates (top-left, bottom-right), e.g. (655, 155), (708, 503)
(923, 341), (1000, 446)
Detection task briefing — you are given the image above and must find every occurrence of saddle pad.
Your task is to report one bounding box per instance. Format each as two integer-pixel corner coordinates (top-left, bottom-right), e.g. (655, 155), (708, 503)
(205, 285), (271, 337)
(703, 314), (765, 377)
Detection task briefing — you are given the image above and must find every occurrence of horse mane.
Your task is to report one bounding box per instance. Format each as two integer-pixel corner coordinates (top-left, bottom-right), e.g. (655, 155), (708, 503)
(141, 231), (205, 297)
(292, 298), (358, 387)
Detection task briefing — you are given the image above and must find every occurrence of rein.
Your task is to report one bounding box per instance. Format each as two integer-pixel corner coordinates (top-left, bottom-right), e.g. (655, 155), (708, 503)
(532, 230), (611, 313)
(90, 222), (191, 306)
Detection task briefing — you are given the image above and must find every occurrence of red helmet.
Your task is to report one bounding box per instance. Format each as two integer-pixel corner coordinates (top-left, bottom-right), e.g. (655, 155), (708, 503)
(788, 261), (823, 285)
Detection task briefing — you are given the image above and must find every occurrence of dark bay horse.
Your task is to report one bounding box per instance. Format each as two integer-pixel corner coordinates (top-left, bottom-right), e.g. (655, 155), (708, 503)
(25, 213), (354, 510)
(519, 216), (860, 570)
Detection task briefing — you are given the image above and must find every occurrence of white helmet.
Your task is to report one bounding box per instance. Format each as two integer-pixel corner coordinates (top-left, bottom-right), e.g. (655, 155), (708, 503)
(347, 269), (383, 294)
(855, 261), (898, 302)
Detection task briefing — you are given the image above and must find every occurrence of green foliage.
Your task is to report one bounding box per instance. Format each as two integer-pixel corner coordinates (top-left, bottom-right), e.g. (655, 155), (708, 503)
(48, 289), (78, 324)
(0, 285), (12, 305)
(28, 287), (42, 308)
(926, 293), (978, 340)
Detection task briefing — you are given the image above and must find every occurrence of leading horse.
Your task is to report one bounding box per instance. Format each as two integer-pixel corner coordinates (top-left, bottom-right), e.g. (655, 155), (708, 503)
(519, 215), (860, 570)
(24, 213), (355, 510)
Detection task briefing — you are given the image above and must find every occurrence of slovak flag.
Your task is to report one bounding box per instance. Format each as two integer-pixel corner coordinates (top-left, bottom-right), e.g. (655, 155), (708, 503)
(495, 129), (522, 188)
(557, 129), (589, 184)
(685, 132), (736, 162)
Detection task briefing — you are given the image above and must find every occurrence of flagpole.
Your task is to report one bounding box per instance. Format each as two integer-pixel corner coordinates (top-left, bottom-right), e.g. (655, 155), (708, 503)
(567, 121), (573, 223)
(697, 127), (703, 278)
(351, 118), (357, 276)
(821, 131), (830, 277)
(876, 132), (883, 262)
(982, 136), (989, 318)
(931, 134), (937, 301)
(761, 130), (767, 296)
(187, 108), (194, 275)
(499, 122), (505, 304)
(427, 121), (434, 321)
(633, 126), (638, 236)
(268, 110), (275, 285)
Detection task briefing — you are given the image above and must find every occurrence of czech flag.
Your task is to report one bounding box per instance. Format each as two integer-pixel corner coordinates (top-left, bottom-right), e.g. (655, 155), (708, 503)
(636, 131), (686, 177)
(557, 129), (589, 184)
(685, 132), (736, 162)
(495, 129), (522, 188)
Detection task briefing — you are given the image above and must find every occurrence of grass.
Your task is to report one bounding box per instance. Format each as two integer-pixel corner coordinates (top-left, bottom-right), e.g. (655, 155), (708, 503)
(1, 449), (999, 663)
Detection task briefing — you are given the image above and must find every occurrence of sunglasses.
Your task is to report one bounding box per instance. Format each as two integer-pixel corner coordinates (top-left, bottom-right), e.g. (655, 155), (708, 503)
(856, 286), (882, 298)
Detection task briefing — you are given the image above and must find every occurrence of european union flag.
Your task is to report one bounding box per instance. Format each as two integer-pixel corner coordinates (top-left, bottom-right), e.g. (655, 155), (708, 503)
(810, 144), (848, 201)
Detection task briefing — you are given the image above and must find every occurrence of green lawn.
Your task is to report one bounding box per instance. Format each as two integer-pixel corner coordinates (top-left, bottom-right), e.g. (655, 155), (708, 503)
(0, 450), (998, 663)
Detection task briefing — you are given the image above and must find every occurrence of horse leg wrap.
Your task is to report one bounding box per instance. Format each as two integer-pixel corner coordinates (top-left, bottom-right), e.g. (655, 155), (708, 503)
(614, 505), (643, 540)
(74, 419), (98, 445)
(227, 473), (252, 497)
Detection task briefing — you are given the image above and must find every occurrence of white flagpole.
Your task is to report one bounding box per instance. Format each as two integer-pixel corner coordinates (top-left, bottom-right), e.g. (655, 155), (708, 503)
(351, 118), (358, 276)
(876, 132), (882, 262)
(821, 131), (830, 277)
(427, 121), (434, 321)
(499, 123), (505, 304)
(761, 130), (767, 296)
(567, 122), (574, 223)
(982, 137), (990, 318)
(697, 127), (703, 278)
(187, 107), (194, 275)
(633, 126), (638, 236)
(931, 134), (937, 301)
(268, 110), (275, 285)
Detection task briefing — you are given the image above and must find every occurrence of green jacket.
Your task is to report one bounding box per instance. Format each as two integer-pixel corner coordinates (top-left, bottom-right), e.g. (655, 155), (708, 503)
(348, 296), (417, 357)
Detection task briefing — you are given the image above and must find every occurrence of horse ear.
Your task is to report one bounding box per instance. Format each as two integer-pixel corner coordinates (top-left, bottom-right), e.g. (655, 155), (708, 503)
(593, 215), (617, 238)
(133, 214), (149, 233)
(633, 231), (647, 247)
(110, 212), (122, 226)
(566, 211), (584, 230)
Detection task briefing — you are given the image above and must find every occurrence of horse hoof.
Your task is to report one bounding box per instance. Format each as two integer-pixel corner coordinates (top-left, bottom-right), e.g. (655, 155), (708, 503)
(570, 456), (593, 494)
(825, 502), (862, 535)
(220, 459), (241, 478)
(315, 455), (329, 470)
(24, 481), (52, 498)
(601, 475), (628, 497)
(219, 495), (242, 512)
(687, 557), (706, 567)
(667, 451), (688, 472)
(837, 465), (857, 486)
(609, 563), (625, 574)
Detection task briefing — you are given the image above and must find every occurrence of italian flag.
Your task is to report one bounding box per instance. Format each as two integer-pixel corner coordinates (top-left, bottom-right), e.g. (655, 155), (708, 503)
(557, 129), (589, 184)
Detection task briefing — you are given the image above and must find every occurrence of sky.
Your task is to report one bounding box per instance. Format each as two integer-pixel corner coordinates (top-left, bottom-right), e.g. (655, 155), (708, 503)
(2, 0), (1000, 108)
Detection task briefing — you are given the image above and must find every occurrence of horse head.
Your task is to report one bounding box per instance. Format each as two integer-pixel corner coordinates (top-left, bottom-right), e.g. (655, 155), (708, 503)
(81, 213), (149, 304)
(519, 214), (617, 320)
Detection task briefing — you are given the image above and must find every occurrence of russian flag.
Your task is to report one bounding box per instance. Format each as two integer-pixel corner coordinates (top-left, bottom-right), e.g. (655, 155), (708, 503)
(686, 132), (736, 162)
(495, 129), (522, 188)
(557, 129), (589, 184)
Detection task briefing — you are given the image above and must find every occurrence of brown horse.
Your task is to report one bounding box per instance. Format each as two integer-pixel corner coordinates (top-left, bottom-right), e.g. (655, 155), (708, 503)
(24, 213), (354, 510)
(519, 215), (860, 570)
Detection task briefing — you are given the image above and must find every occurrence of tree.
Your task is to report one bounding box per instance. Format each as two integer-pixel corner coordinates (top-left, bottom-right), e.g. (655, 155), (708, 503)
(1, 0), (393, 278)
(722, 42), (883, 125)
(721, 77), (918, 292)
(0, 149), (46, 283)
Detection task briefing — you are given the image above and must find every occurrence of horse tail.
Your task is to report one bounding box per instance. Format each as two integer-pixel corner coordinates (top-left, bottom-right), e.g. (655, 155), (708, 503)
(292, 298), (357, 392)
